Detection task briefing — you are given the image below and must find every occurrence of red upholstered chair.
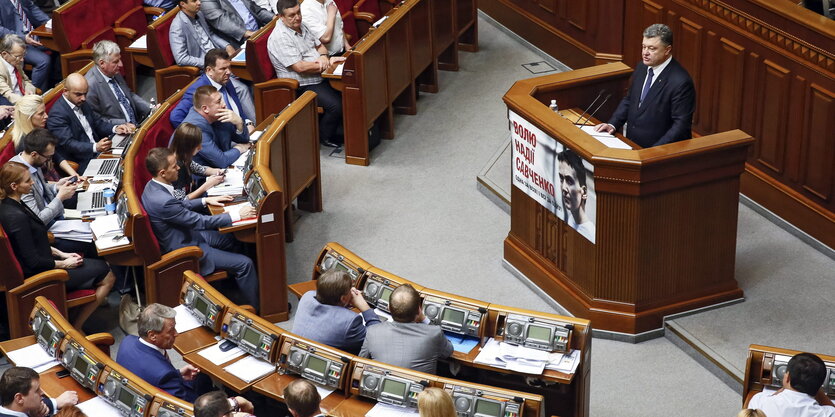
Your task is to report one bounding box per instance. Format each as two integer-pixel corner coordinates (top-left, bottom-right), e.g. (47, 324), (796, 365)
(334, 0), (372, 39)
(146, 6), (201, 102)
(0, 225), (98, 339)
(50, 0), (119, 77)
(352, 0), (387, 36)
(0, 139), (15, 166)
(245, 19), (300, 123)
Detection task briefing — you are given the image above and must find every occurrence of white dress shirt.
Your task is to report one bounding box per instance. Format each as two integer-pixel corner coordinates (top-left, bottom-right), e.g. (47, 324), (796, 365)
(300, 0), (344, 56)
(748, 389), (835, 417)
(62, 95), (96, 148)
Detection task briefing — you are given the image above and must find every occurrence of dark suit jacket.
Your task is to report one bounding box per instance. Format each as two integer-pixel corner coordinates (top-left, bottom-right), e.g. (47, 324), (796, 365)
(47, 96), (116, 172)
(85, 66), (151, 125)
(141, 180), (233, 274)
(201, 0), (273, 47)
(170, 74), (246, 128)
(182, 107), (249, 168)
(607, 58), (695, 148)
(0, 197), (54, 277)
(292, 291), (381, 355)
(0, 0), (49, 37)
(115, 335), (200, 402)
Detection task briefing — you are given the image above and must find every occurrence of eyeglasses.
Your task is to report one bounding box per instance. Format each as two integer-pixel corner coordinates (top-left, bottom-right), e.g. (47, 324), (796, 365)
(2, 51), (25, 60)
(36, 151), (54, 160)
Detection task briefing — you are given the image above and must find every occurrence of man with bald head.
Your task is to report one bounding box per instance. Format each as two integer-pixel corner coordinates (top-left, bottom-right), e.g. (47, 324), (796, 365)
(47, 73), (135, 172)
(181, 84), (250, 168)
(359, 284), (453, 374)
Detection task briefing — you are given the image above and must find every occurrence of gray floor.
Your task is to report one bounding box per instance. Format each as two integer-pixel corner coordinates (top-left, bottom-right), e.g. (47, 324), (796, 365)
(4, 14), (833, 417)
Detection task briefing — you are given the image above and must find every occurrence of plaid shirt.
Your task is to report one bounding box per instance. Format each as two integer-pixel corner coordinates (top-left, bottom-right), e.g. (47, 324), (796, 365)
(268, 21), (324, 86)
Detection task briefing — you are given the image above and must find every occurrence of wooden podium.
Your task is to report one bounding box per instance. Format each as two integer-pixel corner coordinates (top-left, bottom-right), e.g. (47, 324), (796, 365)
(504, 63), (755, 337)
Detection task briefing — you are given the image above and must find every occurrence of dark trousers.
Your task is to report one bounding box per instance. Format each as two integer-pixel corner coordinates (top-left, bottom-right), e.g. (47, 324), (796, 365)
(298, 81), (342, 143)
(24, 46), (60, 92)
(199, 230), (260, 311)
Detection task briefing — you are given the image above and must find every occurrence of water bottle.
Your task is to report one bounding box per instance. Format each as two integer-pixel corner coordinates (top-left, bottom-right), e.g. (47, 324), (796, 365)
(150, 97), (157, 111)
(103, 188), (116, 215)
(549, 99), (559, 114)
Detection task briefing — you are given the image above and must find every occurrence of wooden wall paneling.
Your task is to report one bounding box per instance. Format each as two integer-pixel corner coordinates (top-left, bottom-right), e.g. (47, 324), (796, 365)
(538, 0), (555, 16)
(697, 30), (719, 134)
(387, 13), (416, 115)
(566, 0), (588, 31)
(784, 75), (806, 184)
(676, 17), (703, 126)
(740, 52), (761, 156)
(800, 83), (835, 202)
(714, 37), (745, 133)
(753, 59), (791, 175)
(455, 0), (478, 51)
(431, 0), (458, 71)
(413, 0), (438, 93)
(269, 131), (288, 193)
(285, 109), (318, 202)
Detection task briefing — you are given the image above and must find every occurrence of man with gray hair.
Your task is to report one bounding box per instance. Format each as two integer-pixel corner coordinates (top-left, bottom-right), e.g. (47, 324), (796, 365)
(85, 40), (151, 126)
(0, 34), (37, 103)
(594, 23), (695, 148)
(116, 303), (213, 402)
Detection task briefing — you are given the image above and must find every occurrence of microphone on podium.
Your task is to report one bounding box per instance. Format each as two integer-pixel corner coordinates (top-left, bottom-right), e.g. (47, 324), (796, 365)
(574, 90), (606, 124)
(579, 93), (612, 127)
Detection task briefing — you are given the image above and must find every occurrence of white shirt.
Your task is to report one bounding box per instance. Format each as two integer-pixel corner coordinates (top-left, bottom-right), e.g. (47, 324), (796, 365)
(2, 58), (21, 95)
(207, 77), (246, 123)
(62, 95), (96, 147)
(138, 336), (168, 356)
(97, 67), (132, 123)
(748, 389), (835, 417)
(642, 55), (672, 92)
(300, 0), (344, 56)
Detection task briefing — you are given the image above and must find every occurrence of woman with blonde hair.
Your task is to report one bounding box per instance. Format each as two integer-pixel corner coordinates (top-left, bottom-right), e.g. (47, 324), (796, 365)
(10, 94), (81, 180)
(737, 409), (766, 417)
(417, 388), (457, 417)
(0, 162), (114, 329)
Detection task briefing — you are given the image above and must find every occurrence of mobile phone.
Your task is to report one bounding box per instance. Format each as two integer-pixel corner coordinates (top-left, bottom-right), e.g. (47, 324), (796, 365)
(56, 369), (70, 378)
(219, 340), (238, 352)
(67, 176), (78, 185)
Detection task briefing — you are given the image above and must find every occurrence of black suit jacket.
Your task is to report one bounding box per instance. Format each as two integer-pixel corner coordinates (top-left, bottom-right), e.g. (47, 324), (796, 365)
(47, 96), (116, 172)
(0, 197), (54, 277)
(608, 58), (695, 148)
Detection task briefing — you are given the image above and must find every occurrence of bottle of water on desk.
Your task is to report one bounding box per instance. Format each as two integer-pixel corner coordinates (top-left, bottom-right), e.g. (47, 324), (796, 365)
(549, 99), (562, 117)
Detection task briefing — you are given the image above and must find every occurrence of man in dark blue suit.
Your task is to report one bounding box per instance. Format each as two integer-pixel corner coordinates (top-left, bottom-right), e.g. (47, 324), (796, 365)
(0, 0), (59, 91)
(141, 148), (259, 309)
(0, 367), (78, 417)
(182, 84), (251, 169)
(594, 24), (695, 148)
(170, 49), (255, 131)
(47, 73), (134, 172)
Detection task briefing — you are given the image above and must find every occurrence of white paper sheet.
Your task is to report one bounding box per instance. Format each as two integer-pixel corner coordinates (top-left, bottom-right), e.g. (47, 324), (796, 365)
(249, 130), (264, 142)
(499, 341), (550, 362)
(311, 381), (335, 400)
(95, 235), (130, 250)
(576, 125), (632, 149)
(90, 214), (122, 238)
(333, 63), (344, 76)
(223, 203), (257, 225)
(197, 342), (245, 365)
(233, 151), (249, 168)
(63, 209), (82, 219)
(545, 349), (580, 374)
(45, 19), (52, 29)
(223, 356), (274, 383)
(173, 304), (203, 333)
(77, 396), (123, 417)
(6, 343), (56, 369)
(366, 402), (420, 417)
(129, 35), (147, 50)
(232, 44), (247, 62)
(373, 308), (392, 322)
(208, 167), (245, 196)
(33, 360), (60, 373)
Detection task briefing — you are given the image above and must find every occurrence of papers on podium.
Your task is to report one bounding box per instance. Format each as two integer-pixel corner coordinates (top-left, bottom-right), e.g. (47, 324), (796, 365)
(444, 332), (480, 353)
(173, 304), (203, 333)
(232, 43), (247, 62)
(366, 402), (420, 417)
(576, 125), (632, 149)
(6, 343), (58, 372)
(129, 34), (147, 50)
(223, 356), (274, 383)
(91, 214), (129, 250)
(311, 381), (336, 400)
(474, 338), (580, 375)
(207, 167), (244, 196)
(78, 396), (122, 417)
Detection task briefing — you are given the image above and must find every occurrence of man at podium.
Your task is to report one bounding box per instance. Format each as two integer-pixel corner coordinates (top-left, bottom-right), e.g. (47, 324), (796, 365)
(594, 24), (695, 148)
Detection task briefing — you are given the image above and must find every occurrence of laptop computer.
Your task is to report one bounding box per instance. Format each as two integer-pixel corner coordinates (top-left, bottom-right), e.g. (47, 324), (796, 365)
(76, 189), (107, 216)
(81, 157), (121, 179)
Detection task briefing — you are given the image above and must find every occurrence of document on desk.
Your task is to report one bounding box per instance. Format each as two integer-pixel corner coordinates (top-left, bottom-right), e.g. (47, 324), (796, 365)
(63, 209), (82, 219)
(6, 343), (57, 369)
(366, 402), (420, 417)
(78, 396), (123, 417)
(444, 332), (480, 353)
(249, 130), (264, 142)
(197, 342), (245, 365)
(232, 43), (247, 62)
(333, 63), (344, 76)
(311, 381), (336, 400)
(545, 349), (580, 374)
(575, 125), (632, 149)
(208, 168), (245, 196)
(129, 35), (147, 50)
(374, 308), (393, 322)
(95, 235), (130, 250)
(224, 356), (274, 383)
(223, 202), (257, 225)
(50, 220), (92, 242)
(473, 338), (550, 375)
(173, 304), (203, 333)
(45, 19), (52, 29)
(233, 151), (250, 169)
(90, 214), (121, 238)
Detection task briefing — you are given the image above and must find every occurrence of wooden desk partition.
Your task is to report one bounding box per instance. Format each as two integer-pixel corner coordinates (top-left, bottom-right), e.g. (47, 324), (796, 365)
(503, 63), (754, 336)
(257, 91), (323, 243)
(743, 345), (835, 407)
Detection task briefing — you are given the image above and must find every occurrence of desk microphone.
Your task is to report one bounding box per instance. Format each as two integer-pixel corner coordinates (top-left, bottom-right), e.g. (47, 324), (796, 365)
(574, 90), (606, 124)
(579, 93), (612, 126)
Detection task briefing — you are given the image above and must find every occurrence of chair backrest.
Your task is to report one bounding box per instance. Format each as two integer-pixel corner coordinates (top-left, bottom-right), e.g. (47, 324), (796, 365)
(354, 0), (382, 20)
(0, 224), (26, 291)
(52, 0), (108, 52)
(342, 12), (360, 45)
(334, 0), (353, 14)
(147, 6), (181, 68)
(246, 18), (278, 83)
(103, 0), (142, 28)
(0, 134), (14, 166)
(116, 6), (150, 36)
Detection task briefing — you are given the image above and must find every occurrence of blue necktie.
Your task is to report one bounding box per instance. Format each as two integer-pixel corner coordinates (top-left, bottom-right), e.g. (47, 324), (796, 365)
(639, 67), (654, 106)
(110, 78), (137, 124)
(220, 86), (233, 112)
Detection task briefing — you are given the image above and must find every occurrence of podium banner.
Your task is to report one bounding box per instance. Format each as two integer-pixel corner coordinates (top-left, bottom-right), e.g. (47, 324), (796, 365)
(509, 110), (597, 243)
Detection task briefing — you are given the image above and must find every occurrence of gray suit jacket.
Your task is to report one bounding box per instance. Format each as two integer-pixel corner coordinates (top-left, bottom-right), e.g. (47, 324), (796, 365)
(85, 67), (151, 125)
(359, 321), (453, 375)
(201, 0), (273, 47)
(169, 10), (230, 68)
(292, 291), (381, 355)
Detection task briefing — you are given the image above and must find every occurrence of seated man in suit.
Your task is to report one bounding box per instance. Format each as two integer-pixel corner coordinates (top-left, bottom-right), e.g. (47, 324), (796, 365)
(170, 49), (255, 132)
(184, 85), (251, 168)
(141, 148), (259, 308)
(200, 0), (273, 48)
(0, 0), (60, 92)
(47, 73), (134, 172)
(747, 352), (835, 417)
(85, 40), (151, 126)
(269, 0), (345, 148)
(359, 284), (453, 374)
(0, 366), (78, 417)
(292, 270), (380, 354)
(0, 35), (37, 104)
(116, 304), (215, 402)
(594, 23), (695, 148)
(283, 380), (321, 417)
(170, 0), (255, 115)
(194, 391), (255, 417)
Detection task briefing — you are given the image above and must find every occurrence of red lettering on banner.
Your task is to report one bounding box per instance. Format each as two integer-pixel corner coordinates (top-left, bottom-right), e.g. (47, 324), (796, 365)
(513, 140), (535, 165)
(512, 121), (537, 146)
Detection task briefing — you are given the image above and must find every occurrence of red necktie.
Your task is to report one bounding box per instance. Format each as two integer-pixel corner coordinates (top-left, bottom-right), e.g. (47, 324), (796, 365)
(14, 68), (24, 94)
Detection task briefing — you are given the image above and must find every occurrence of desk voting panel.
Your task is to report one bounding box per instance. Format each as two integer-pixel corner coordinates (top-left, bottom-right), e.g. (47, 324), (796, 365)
(744, 345), (835, 407)
(360, 267), (424, 314)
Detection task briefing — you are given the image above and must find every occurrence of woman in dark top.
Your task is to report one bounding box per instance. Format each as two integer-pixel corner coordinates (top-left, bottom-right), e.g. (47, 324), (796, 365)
(0, 162), (114, 329)
(169, 122), (226, 201)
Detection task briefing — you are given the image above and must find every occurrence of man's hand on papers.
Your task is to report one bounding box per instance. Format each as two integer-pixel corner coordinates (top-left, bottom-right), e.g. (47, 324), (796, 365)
(593, 123), (614, 134)
(206, 195), (233, 206)
(238, 205), (256, 219)
(56, 390), (79, 408)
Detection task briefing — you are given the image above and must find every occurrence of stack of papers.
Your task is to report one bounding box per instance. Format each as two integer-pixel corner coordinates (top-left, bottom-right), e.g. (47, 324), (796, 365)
(6, 344), (59, 373)
(77, 396), (122, 417)
(366, 402), (420, 417)
(207, 168), (244, 196)
(197, 342), (245, 365)
(173, 304), (204, 333)
(129, 34), (147, 50)
(223, 202), (257, 225)
(49, 220), (92, 242)
(249, 130), (264, 143)
(90, 215), (129, 250)
(333, 63), (344, 76)
(576, 125), (632, 149)
(223, 356), (274, 383)
(473, 338), (580, 375)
